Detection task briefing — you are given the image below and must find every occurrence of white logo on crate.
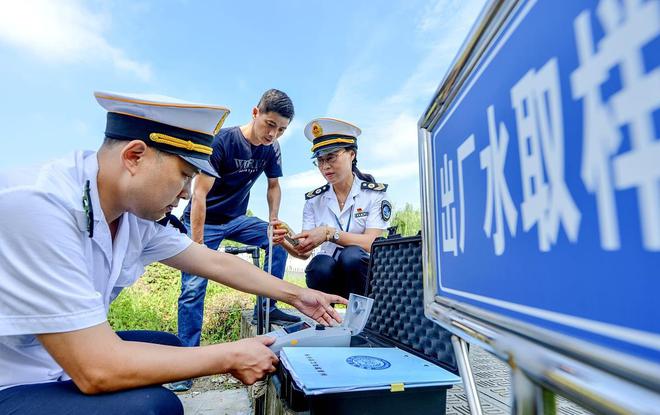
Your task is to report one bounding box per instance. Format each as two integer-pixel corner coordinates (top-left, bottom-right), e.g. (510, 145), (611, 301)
(346, 355), (392, 370)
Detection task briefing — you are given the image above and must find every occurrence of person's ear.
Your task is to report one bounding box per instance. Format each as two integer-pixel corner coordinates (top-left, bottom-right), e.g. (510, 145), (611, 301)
(252, 107), (259, 119)
(120, 140), (149, 175)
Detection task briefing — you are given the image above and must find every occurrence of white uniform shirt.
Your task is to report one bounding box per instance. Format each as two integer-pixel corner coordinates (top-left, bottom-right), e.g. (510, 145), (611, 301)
(0, 151), (192, 390)
(302, 176), (390, 257)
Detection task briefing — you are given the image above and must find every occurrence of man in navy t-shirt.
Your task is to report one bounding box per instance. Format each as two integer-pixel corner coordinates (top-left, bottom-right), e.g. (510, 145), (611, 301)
(173, 90), (299, 390)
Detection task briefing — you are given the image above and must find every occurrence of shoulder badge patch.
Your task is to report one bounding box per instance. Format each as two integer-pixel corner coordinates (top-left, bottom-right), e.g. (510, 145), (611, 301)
(361, 182), (388, 192)
(305, 184), (330, 200)
(381, 200), (392, 221)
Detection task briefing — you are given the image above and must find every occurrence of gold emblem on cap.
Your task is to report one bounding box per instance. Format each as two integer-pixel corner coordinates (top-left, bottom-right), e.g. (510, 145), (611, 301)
(311, 122), (324, 138)
(149, 133), (212, 155)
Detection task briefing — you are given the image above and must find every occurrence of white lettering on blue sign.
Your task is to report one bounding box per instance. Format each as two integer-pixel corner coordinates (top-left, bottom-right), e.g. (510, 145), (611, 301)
(457, 135), (476, 253)
(511, 58), (581, 252)
(480, 106), (518, 255)
(430, 0), (660, 365)
(441, 0), (658, 256)
(571, 0), (660, 252)
(440, 135), (476, 256)
(440, 153), (458, 255)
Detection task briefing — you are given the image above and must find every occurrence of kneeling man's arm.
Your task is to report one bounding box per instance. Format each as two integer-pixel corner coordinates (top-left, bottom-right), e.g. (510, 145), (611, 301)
(38, 322), (277, 394)
(162, 243), (347, 325)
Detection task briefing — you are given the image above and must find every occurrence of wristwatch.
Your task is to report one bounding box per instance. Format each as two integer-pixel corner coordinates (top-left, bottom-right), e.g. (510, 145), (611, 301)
(331, 228), (340, 243)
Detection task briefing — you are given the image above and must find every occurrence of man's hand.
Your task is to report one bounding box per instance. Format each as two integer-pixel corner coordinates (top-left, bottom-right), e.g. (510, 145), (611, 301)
(269, 219), (288, 245)
(292, 288), (348, 326)
(227, 337), (279, 385)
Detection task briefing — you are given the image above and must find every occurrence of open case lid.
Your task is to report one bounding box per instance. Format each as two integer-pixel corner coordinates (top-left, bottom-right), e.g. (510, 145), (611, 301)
(340, 293), (374, 335)
(364, 233), (459, 375)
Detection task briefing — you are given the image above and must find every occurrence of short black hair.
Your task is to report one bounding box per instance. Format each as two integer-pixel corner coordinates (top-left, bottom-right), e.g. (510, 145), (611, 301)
(100, 136), (168, 160)
(100, 136), (125, 148)
(257, 89), (295, 120)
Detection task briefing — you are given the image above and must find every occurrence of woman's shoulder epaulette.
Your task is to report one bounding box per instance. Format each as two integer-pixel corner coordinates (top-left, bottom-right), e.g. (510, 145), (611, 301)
(305, 184), (330, 200)
(361, 182), (388, 192)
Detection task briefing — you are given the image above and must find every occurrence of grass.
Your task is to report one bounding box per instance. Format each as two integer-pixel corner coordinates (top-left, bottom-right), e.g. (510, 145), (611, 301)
(108, 262), (306, 344)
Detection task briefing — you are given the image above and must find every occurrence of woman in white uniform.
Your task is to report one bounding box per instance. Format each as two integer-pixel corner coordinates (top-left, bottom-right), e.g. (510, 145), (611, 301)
(274, 118), (391, 298)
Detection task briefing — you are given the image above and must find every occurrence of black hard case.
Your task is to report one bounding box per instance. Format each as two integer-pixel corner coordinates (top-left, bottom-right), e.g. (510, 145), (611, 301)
(274, 234), (459, 414)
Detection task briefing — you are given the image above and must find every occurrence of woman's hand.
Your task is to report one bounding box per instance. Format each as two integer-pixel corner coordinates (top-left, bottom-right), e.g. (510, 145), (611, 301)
(293, 226), (328, 254)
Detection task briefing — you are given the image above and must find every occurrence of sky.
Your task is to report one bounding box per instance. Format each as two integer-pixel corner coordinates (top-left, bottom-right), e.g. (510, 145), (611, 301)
(0, 0), (486, 231)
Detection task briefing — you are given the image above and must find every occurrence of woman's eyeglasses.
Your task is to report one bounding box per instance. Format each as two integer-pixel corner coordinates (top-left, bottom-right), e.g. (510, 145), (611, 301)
(313, 150), (345, 167)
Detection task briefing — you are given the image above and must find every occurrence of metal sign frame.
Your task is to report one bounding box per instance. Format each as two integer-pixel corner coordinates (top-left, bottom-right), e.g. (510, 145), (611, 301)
(418, 0), (660, 412)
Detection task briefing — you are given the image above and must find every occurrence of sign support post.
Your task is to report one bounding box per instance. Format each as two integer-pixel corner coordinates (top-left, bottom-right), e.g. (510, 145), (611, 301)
(451, 336), (483, 415)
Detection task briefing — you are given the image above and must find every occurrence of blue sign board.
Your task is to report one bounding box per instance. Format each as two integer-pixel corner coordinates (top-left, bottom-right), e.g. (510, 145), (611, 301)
(430, 0), (660, 363)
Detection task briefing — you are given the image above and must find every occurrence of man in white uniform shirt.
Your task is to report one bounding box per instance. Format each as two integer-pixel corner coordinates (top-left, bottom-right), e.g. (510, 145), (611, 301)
(0, 92), (346, 415)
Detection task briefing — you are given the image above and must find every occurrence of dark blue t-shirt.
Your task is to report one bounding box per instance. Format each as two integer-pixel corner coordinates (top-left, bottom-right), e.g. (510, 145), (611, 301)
(183, 126), (283, 225)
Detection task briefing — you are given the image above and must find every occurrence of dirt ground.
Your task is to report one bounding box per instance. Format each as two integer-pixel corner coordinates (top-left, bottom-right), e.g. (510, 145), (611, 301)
(180, 374), (246, 395)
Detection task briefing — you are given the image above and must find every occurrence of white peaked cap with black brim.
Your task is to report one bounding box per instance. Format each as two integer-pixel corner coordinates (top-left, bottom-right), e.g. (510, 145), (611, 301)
(304, 117), (362, 158)
(95, 91), (230, 177)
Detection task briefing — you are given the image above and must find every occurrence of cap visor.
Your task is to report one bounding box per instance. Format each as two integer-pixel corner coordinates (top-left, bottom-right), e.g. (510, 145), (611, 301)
(312, 144), (353, 159)
(179, 155), (220, 178)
